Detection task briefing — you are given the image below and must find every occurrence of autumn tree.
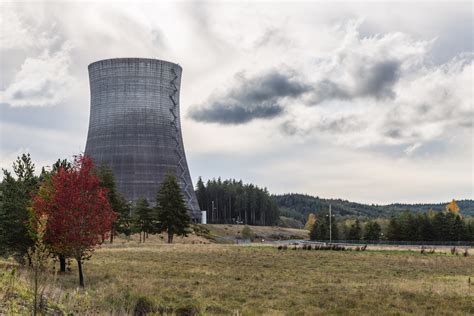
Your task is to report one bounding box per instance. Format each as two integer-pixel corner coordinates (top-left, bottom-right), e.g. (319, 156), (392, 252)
(33, 155), (116, 287)
(304, 213), (316, 231)
(154, 174), (190, 243)
(39, 158), (72, 272)
(446, 199), (460, 215)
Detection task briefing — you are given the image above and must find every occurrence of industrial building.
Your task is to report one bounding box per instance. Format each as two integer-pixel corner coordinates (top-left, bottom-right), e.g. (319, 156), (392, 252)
(85, 58), (201, 222)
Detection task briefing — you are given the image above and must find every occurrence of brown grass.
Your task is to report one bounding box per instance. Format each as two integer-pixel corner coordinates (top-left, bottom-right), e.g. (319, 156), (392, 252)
(1, 234), (473, 315)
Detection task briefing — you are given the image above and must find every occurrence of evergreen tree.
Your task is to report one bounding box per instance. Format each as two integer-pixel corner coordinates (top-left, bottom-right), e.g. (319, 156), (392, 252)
(133, 198), (153, 243)
(309, 211), (338, 241)
(310, 217), (327, 240)
(418, 213), (435, 241)
(364, 221), (381, 240)
(95, 165), (131, 242)
(195, 177), (207, 213)
(386, 216), (399, 241)
(347, 219), (362, 240)
(0, 154), (39, 262)
(154, 174), (191, 243)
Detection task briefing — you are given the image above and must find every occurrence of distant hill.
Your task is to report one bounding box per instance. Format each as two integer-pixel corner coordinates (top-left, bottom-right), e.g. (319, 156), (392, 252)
(272, 193), (474, 222)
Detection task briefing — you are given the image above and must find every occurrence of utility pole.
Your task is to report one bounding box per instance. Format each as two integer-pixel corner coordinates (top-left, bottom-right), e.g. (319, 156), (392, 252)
(329, 204), (332, 244)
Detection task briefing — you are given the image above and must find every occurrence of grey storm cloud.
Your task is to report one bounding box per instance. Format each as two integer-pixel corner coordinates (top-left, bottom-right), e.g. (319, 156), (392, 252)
(310, 60), (400, 105)
(190, 59), (401, 125)
(188, 71), (311, 124)
(356, 60), (400, 99)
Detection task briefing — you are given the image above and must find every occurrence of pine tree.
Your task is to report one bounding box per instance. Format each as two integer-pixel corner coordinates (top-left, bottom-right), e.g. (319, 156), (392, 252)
(195, 177), (207, 211)
(0, 154), (39, 262)
(133, 198), (153, 243)
(386, 216), (399, 241)
(95, 165), (131, 242)
(154, 174), (191, 243)
(364, 221), (381, 240)
(347, 219), (362, 240)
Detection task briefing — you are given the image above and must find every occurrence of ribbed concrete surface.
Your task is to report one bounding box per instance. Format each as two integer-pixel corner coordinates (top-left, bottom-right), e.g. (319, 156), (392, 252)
(85, 58), (201, 221)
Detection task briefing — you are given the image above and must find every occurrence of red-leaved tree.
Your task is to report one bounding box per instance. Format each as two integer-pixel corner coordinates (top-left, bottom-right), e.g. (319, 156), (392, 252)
(33, 155), (116, 287)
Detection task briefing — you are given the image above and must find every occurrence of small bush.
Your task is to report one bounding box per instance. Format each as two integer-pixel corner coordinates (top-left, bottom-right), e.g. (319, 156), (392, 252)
(175, 304), (199, 316)
(241, 226), (254, 240)
(133, 296), (157, 316)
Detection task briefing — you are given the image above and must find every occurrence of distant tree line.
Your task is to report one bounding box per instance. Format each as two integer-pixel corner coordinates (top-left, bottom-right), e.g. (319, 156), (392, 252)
(274, 193), (474, 221)
(385, 209), (474, 242)
(274, 193), (384, 221)
(308, 201), (474, 242)
(195, 178), (279, 226)
(308, 212), (381, 241)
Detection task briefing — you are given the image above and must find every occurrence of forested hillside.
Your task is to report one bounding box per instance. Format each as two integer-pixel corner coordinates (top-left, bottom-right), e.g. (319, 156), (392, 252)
(273, 193), (474, 222)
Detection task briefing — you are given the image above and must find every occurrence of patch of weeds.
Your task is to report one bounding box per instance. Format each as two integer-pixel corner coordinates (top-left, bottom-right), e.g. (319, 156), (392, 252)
(205, 304), (230, 314)
(175, 301), (199, 316)
(133, 295), (158, 316)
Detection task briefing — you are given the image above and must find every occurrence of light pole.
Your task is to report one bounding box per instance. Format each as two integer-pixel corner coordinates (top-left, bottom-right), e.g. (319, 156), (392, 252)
(329, 204), (332, 243)
(326, 204), (334, 244)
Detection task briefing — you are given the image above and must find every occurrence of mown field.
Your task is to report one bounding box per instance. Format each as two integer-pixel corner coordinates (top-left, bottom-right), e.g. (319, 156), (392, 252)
(1, 233), (473, 315)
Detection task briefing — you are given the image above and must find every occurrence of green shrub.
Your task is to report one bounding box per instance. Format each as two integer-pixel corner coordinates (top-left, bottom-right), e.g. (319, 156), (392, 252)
(241, 226), (254, 240)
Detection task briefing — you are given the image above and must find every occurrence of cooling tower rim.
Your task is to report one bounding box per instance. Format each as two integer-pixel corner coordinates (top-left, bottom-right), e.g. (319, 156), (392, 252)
(88, 57), (182, 70)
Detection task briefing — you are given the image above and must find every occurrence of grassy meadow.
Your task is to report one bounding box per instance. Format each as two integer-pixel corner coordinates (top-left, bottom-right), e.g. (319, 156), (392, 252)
(1, 229), (473, 315)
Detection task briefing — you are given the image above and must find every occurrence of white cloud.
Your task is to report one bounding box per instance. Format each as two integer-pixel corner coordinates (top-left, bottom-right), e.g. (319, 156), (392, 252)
(0, 42), (74, 107)
(0, 1), (472, 203)
(276, 22), (473, 152)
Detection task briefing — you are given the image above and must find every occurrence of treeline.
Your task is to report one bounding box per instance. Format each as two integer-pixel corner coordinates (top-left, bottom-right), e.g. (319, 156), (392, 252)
(274, 193), (474, 222)
(310, 216), (383, 241)
(387, 200), (474, 216)
(195, 178), (279, 226)
(308, 206), (474, 242)
(385, 210), (474, 242)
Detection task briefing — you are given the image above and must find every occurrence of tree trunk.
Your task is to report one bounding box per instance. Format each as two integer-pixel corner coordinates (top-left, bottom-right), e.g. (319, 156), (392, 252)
(59, 255), (66, 273)
(110, 228), (114, 243)
(77, 258), (84, 287)
(142, 231), (145, 243)
(139, 231), (142, 243)
(168, 232), (173, 243)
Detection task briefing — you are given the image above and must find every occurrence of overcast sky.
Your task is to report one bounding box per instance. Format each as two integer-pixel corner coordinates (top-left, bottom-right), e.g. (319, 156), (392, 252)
(1, 0), (472, 204)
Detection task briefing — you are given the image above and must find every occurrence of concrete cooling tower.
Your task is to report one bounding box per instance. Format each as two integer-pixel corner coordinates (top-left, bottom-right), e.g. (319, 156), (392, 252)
(85, 58), (201, 222)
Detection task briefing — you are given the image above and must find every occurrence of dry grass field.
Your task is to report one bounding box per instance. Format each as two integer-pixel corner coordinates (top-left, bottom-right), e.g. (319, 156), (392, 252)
(1, 231), (473, 315)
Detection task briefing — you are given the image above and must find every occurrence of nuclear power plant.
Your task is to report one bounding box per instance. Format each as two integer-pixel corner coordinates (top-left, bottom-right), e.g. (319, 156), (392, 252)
(85, 58), (201, 222)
